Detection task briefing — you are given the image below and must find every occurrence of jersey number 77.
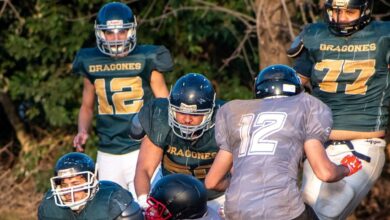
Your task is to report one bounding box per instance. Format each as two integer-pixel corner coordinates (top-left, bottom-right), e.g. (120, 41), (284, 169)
(315, 59), (375, 95)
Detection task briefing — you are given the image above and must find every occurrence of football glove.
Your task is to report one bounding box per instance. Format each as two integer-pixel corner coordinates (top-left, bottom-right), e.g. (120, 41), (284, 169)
(340, 155), (362, 176)
(137, 194), (149, 210)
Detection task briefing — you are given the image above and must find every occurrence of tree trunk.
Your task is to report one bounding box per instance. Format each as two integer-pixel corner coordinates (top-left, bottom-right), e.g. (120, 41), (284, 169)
(255, 0), (296, 69)
(0, 91), (34, 154)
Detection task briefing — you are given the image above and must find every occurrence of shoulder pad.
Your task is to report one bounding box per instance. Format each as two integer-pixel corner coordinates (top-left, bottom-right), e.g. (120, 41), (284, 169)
(99, 180), (122, 188)
(287, 35), (305, 58)
(102, 181), (143, 220)
(215, 99), (226, 109)
(129, 113), (145, 140)
(132, 45), (173, 72)
(115, 201), (144, 220)
(153, 45), (173, 72)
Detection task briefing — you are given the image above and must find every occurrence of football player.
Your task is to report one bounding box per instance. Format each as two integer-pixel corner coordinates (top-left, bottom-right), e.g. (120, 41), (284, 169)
(131, 73), (226, 212)
(72, 2), (173, 199)
(205, 65), (362, 219)
(38, 152), (144, 220)
(288, 0), (389, 218)
(145, 174), (221, 220)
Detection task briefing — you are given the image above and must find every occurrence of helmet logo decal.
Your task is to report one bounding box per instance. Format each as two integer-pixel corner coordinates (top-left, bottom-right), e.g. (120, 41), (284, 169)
(283, 84), (296, 93)
(179, 103), (197, 113)
(333, 0), (349, 7)
(106, 19), (124, 28)
(57, 168), (78, 177)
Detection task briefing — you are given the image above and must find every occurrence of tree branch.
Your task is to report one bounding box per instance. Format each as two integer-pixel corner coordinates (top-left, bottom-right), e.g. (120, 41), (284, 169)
(218, 29), (252, 72)
(281, 0), (296, 39)
(0, 0), (24, 24)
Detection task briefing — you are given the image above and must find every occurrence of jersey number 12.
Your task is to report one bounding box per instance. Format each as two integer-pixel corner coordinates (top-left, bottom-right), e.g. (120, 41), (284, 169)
(95, 77), (144, 115)
(238, 112), (287, 157)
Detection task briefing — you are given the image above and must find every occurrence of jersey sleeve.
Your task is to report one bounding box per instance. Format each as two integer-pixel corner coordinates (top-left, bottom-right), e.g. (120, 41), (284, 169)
(304, 95), (333, 144)
(106, 183), (142, 219)
(291, 26), (314, 78)
(138, 98), (169, 147)
(37, 198), (46, 220)
(72, 50), (86, 77)
(215, 103), (232, 152)
(152, 45), (173, 73)
(37, 191), (53, 220)
(138, 100), (154, 136)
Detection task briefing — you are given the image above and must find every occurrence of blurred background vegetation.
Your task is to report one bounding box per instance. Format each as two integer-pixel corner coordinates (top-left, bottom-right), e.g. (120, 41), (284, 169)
(0, 0), (389, 219)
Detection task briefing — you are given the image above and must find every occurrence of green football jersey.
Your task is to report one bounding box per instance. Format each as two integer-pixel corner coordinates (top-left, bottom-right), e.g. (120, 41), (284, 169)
(73, 45), (173, 154)
(138, 98), (225, 200)
(293, 21), (390, 132)
(38, 181), (141, 220)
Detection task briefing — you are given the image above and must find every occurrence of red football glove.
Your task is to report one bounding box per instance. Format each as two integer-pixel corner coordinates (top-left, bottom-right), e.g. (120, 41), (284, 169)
(340, 155), (362, 176)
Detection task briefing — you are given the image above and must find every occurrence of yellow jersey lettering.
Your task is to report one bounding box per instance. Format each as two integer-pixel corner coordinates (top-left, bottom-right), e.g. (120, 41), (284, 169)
(88, 62), (143, 73)
(96, 65), (103, 72)
(320, 43), (377, 52)
(166, 146), (217, 160)
(89, 65), (96, 72)
(370, 43), (376, 51)
(176, 149), (184, 157)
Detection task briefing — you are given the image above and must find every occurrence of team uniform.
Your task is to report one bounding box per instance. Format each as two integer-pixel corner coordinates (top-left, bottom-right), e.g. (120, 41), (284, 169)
(215, 92), (332, 219)
(38, 180), (142, 220)
(73, 45), (173, 194)
(292, 21), (389, 219)
(138, 98), (225, 210)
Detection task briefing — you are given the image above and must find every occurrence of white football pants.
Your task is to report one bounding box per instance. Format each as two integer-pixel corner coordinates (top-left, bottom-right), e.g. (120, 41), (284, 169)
(97, 150), (162, 201)
(302, 138), (385, 220)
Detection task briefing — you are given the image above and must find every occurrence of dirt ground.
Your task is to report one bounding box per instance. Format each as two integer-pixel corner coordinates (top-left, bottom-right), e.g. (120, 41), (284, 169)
(0, 165), (389, 220)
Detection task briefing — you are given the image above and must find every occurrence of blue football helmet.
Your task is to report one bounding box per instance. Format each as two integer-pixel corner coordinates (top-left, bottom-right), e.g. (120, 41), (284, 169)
(95, 2), (137, 56)
(50, 152), (98, 211)
(255, 64), (302, 99)
(145, 174), (208, 220)
(168, 73), (216, 141)
(324, 0), (373, 36)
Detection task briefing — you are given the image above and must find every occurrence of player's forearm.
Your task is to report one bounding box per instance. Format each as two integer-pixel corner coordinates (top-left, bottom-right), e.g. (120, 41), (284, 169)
(77, 106), (93, 133)
(150, 70), (169, 98)
(207, 175), (230, 192)
(134, 170), (152, 197)
(317, 163), (350, 183)
(205, 172), (230, 191)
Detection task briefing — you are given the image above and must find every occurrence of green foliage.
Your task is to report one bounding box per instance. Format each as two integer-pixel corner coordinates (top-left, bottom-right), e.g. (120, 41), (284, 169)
(136, 0), (258, 97)
(1, 0), (389, 191)
(1, 1), (98, 128)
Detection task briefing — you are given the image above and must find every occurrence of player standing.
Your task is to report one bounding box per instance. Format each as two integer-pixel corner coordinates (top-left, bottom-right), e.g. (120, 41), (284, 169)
(72, 2), (173, 199)
(288, 0), (389, 218)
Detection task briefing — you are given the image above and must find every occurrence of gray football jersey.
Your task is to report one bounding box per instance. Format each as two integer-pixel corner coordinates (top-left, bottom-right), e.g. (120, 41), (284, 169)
(182, 207), (222, 220)
(215, 92), (332, 220)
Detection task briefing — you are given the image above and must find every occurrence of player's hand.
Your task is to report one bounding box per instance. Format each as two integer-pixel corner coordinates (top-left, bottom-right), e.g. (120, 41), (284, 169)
(340, 155), (362, 176)
(137, 194), (149, 210)
(73, 131), (88, 152)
